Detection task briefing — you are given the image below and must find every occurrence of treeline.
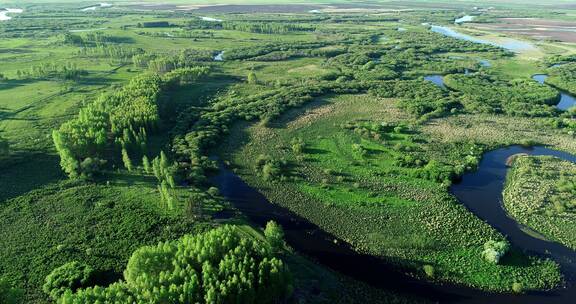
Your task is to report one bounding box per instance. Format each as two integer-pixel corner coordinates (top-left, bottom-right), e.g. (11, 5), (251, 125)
(61, 32), (123, 47)
(15, 62), (87, 81)
(224, 41), (343, 61)
(222, 21), (316, 34)
(185, 19), (316, 34)
(136, 30), (215, 39)
(444, 73), (560, 116)
(53, 225), (293, 303)
(52, 66), (210, 179)
(137, 21), (171, 28)
(77, 45), (144, 62)
(132, 49), (215, 72)
(0, 17), (105, 39)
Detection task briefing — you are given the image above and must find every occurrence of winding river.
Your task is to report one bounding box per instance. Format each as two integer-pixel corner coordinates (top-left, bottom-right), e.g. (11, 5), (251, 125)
(532, 74), (576, 110)
(212, 145), (576, 303)
(430, 25), (535, 53)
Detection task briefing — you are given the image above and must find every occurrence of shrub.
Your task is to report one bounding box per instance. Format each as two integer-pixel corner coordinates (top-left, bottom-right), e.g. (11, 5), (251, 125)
(423, 265), (435, 278)
(482, 240), (510, 264)
(512, 282), (524, 293)
(43, 261), (93, 300)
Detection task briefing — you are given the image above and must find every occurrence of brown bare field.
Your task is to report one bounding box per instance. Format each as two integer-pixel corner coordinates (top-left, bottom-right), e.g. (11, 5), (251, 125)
(471, 18), (576, 42)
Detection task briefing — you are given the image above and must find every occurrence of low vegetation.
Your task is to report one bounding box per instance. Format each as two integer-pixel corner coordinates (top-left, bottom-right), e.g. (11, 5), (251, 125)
(504, 156), (576, 250)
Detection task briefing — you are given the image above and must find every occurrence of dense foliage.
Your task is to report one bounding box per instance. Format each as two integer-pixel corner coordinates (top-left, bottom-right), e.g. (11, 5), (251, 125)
(59, 225), (293, 304)
(444, 73), (559, 116)
(0, 278), (23, 304)
(52, 66), (209, 178)
(43, 261), (94, 300)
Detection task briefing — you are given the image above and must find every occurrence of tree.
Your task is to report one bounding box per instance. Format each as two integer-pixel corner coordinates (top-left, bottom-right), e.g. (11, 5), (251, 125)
(0, 136), (9, 158)
(43, 261), (93, 300)
(0, 277), (23, 304)
(264, 221), (285, 252)
(482, 240), (510, 264)
(142, 155), (151, 174)
(121, 148), (133, 171)
(247, 71), (258, 84)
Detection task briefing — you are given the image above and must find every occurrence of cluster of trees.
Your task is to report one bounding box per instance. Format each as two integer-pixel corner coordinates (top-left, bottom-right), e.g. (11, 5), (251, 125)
(185, 19), (315, 34)
(370, 79), (459, 119)
(546, 63), (576, 95)
(223, 41), (340, 61)
(53, 64), (210, 179)
(545, 54), (576, 66)
(341, 120), (407, 142)
(53, 73), (163, 178)
(77, 45), (144, 63)
(389, 29), (509, 55)
(61, 32), (120, 47)
(136, 30), (214, 39)
(15, 62), (87, 81)
(222, 21), (316, 34)
(0, 17), (106, 39)
(444, 73), (560, 116)
(57, 225), (293, 303)
(137, 21), (171, 28)
(133, 50), (214, 73)
(255, 154), (289, 181)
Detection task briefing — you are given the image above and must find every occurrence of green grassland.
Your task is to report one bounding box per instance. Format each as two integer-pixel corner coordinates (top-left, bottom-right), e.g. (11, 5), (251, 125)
(504, 156), (576, 250)
(217, 94), (564, 292)
(1, 1), (576, 303)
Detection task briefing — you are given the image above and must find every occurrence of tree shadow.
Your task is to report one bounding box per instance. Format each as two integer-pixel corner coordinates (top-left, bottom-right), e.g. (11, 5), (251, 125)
(0, 152), (65, 202)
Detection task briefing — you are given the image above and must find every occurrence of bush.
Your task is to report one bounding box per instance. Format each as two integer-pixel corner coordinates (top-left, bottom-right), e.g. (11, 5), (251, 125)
(512, 282), (524, 293)
(481, 240), (510, 264)
(43, 261), (93, 300)
(423, 265), (435, 278)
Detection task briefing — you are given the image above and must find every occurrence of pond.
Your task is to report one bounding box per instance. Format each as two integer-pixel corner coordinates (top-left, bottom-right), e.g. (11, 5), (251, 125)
(81, 3), (112, 12)
(214, 51), (224, 61)
(200, 16), (222, 22)
(455, 15), (475, 24)
(0, 8), (23, 21)
(532, 74), (576, 110)
(424, 75), (445, 88)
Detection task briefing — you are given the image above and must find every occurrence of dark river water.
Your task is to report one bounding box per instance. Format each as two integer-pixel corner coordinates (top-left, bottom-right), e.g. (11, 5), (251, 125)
(212, 145), (576, 303)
